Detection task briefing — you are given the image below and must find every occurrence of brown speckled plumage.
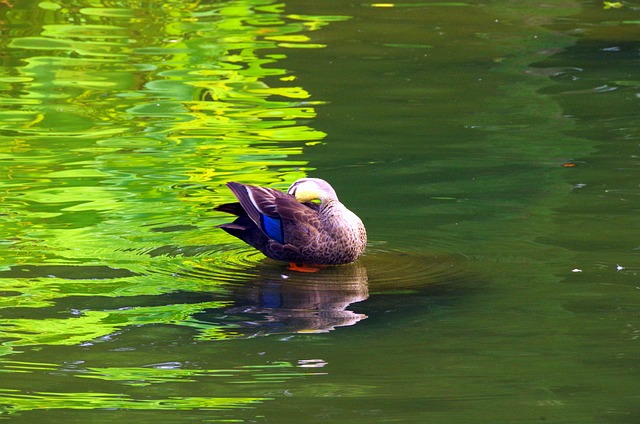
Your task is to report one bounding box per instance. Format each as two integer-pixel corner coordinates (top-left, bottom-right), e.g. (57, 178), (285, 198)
(215, 178), (367, 265)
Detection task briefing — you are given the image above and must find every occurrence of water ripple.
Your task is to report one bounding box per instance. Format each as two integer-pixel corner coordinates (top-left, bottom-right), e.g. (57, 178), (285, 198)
(360, 242), (474, 293)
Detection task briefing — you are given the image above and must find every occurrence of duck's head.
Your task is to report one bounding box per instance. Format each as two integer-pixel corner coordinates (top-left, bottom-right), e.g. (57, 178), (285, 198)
(287, 178), (338, 203)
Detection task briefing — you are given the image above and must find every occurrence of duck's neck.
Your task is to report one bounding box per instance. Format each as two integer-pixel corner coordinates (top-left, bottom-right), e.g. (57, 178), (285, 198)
(320, 198), (354, 223)
(317, 197), (336, 217)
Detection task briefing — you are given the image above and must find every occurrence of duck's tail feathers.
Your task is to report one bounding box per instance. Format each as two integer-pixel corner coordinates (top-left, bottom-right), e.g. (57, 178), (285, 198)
(213, 202), (244, 216)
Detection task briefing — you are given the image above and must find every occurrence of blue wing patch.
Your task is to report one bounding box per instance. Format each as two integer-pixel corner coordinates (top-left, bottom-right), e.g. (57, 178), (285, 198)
(260, 214), (285, 244)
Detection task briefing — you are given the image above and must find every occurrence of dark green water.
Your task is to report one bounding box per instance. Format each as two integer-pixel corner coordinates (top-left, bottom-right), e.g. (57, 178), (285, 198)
(1, 0), (639, 422)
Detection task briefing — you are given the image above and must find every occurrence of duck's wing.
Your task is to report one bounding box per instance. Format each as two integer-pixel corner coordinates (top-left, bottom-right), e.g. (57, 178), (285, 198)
(274, 197), (323, 243)
(225, 182), (280, 222)
(223, 182), (322, 246)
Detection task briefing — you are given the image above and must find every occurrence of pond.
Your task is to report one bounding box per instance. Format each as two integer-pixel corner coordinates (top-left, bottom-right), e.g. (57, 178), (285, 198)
(0, 0), (639, 422)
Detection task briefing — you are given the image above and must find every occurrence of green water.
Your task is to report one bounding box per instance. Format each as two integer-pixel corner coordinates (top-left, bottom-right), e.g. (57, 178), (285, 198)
(1, 0), (639, 422)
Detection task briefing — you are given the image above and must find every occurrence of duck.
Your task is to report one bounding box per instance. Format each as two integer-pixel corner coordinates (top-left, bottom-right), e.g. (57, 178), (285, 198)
(215, 178), (367, 268)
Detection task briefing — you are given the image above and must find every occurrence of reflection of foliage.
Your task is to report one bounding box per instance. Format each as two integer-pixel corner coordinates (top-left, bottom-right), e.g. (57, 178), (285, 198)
(0, 0), (350, 264)
(603, 1), (623, 9)
(0, 391), (265, 414)
(0, 301), (233, 347)
(0, 1), (347, 415)
(0, 358), (323, 415)
(0, 0), (348, 369)
(75, 361), (317, 387)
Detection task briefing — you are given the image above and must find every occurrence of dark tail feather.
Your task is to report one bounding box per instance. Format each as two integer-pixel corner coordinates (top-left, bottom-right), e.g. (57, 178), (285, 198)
(214, 202), (244, 216)
(217, 216), (270, 252)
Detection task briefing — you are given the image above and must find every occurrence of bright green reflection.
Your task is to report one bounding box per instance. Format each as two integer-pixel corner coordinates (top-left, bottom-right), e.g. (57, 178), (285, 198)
(0, 359), (322, 415)
(0, 0), (347, 357)
(0, 0), (349, 416)
(0, 389), (266, 413)
(0, 300), (234, 347)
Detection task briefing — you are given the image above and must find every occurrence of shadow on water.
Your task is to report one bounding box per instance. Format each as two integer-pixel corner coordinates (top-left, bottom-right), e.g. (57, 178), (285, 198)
(189, 242), (479, 336)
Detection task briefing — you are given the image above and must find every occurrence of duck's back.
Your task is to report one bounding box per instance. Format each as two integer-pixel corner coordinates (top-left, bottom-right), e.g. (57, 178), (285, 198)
(283, 202), (366, 265)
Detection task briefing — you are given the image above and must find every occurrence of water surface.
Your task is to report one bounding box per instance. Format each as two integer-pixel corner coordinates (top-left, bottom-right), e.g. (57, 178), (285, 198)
(0, 0), (639, 422)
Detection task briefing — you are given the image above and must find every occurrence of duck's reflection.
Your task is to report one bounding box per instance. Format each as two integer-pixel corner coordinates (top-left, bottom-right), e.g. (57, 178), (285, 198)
(225, 261), (368, 334)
